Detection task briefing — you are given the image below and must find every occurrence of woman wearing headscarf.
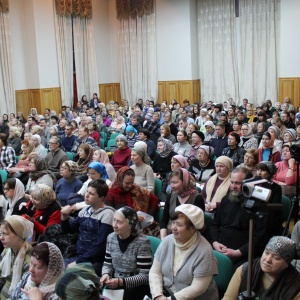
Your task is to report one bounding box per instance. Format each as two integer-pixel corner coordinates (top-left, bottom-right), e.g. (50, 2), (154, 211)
(9, 242), (64, 300)
(150, 204), (218, 300)
(239, 123), (258, 150)
(223, 236), (300, 300)
(26, 155), (56, 193)
(0, 215), (33, 299)
(100, 207), (152, 300)
(76, 144), (94, 182)
(23, 184), (61, 240)
(160, 168), (205, 239)
(254, 122), (268, 146)
(130, 146), (154, 192)
(4, 178), (28, 217)
(152, 137), (177, 180)
(266, 125), (283, 153)
(93, 149), (117, 182)
(201, 156), (233, 212)
(105, 167), (159, 217)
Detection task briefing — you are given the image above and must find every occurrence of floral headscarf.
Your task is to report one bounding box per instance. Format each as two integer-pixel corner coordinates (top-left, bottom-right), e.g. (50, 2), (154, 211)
(32, 184), (57, 210)
(157, 137), (174, 158)
(172, 168), (197, 198)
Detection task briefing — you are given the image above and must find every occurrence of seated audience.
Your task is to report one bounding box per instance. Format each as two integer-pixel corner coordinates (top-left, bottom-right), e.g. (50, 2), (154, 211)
(173, 130), (192, 160)
(31, 134), (47, 158)
(0, 133), (16, 171)
(254, 122), (268, 146)
(125, 125), (139, 149)
(258, 132), (280, 163)
(150, 204), (218, 300)
(160, 124), (176, 144)
(283, 128), (297, 144)
(201, 156), (232, 212)
(239, 123), (258, 149)
(88, 122), (101, 147)
(105, 166), (158, 216)
(76, 144), (93, 182)
(71, 126), (98, 154)
(237, 148), (258, 177)
(0, 215), (33, 299)
(10, 242), (64, 300)
(138, 128), (156, 160)
(55, 161), (82, 206)
(93, 149), (116, 182)
(61, 179), (114, 276)
(108, 115), (126, 135)
(223, 236), (300, 299)
(188, 130), (205, 163)
(111, 134), (131, 171)
(209, 122), (228, 158)
(7, 127), (22, 155)
(160, 168), (205, 239)
(100, 207), (152, 300)
(61, 124), (77, 152)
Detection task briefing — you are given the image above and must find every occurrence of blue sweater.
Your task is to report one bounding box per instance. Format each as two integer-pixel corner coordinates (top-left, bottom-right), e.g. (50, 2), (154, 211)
(55, 177), (82, 206)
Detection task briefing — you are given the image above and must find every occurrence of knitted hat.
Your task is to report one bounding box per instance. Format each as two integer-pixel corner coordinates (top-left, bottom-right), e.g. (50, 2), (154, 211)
(257, 161), (278, 178)
(126, 125), (137, 134)
(215, 156), (233, 170)
(265, 236), (296, 264)
(192, 130), (205, 141)
(204, 121), (215, 129)
(88, 161), (109, 180)
(5, 215), (33, 240)
(285, 128), (297, 141)
(268, 125), (280, 139)
(199, 145), (214, 159)
(172, 155), (189, 169)
(175, 204), (204, 230)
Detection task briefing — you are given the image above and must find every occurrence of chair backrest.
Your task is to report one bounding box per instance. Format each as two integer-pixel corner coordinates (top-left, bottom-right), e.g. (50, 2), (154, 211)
(213, 250), (234, 297)
(100, 138), (105, 149)
(0, 170), (8, 186)
(110, 132), (120, 140)
(154, 207), (164, 224)
(100, 132), (107, 142)
(146, 235), (161, 259)
(281, 195), (291, 223)
(66, 152), (74, 161)
(154, 177), (162, 200)
(201, 212), (213, 241)
(105, 139), (116, 151)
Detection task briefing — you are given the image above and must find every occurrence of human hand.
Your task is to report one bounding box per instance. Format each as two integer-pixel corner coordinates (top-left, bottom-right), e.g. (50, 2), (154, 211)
(105, 278), (119, 289)
(67, 261), (76, 268)
(19, 202), (27, 210)
(21, 286), (42, 300)
(155, 296), (169, 300)
(100, 274), (110, 288)
(61, 205), (75, 216)
(288, 158), (295, 169)
(222, 248), (242, 258)
(212, 242), (227, 253)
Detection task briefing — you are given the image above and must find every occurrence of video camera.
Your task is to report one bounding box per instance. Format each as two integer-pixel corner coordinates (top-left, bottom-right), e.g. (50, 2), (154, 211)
(290, 144), (300, 163)
(242, 177), (271, 209)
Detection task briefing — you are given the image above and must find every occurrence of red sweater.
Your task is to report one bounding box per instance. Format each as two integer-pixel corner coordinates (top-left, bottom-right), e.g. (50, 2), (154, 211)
(111, 147), (131, 171)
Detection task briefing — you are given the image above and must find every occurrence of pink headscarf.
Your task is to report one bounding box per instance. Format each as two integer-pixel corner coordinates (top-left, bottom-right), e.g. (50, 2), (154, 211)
(177, 168), (197, 198)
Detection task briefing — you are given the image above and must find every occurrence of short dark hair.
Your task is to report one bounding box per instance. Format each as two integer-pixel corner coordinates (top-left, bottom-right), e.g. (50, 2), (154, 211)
(216, 122), (225, 129)
(31, 243), (50, 266)
(4, 178), (16, 189)
(88, 179), (108, 198)
(0, 133), (8, 146)
(138, 128), (150, 139)
(170, 212), (194, 229)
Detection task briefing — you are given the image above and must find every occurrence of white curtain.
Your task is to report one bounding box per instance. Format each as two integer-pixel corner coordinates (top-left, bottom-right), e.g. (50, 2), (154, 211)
(0, 11), (15, 114)
(73, 17), (98, 101)
(238, 0), (278, 105)
(54, 11), (73, 107)
(197, 0), (279, 106)
(118, 12), (157, 106)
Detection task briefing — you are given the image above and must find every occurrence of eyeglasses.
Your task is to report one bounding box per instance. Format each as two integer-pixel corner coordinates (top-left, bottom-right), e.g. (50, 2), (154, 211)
(48, 142), (57, 145)
(3, 187), (10, 191)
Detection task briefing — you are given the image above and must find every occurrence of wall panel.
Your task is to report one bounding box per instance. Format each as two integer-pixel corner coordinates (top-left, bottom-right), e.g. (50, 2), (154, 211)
(278, 78), (300, 109)
(99, 83), (121, 104)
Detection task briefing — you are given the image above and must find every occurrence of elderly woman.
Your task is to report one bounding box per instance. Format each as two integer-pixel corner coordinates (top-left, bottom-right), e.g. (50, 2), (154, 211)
(130, 147), (154, 192)
(273, 144), (297, 186)
(223, 236), (300, 300)
(108, 116), (126, 135)
(237, 148), (258, 177)
(160, 168), (205, 239)
(188, 130), (205, 163)
(105, 166), (158, 217)
(265, 125), (283, 153)
(4, 178), (28, 217)
(283, 128), (297, 144)
(239, 123), (258, 150)
(221, 132), (245, 168)
(55, 161), (82, 206)
(111, 135), (131, 171)
(153, 138), (177, 180)
(201, 156), (233, 212)
(9, 242), (64, 300)
(150, 204), (218, 300)
(30, 125), (47, 147)
(31, 134), (47, 158)
(7, 127), (22, 155)
(0, 215), (33, 299)
(100, 207), (152, 300)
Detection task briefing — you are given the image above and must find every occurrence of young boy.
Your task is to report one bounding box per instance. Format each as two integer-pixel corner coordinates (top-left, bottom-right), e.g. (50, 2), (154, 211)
(61, 179), (114, 275)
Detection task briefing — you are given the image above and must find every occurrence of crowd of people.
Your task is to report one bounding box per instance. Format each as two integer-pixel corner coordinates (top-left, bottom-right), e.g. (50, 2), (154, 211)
(0, 95), (299, 299)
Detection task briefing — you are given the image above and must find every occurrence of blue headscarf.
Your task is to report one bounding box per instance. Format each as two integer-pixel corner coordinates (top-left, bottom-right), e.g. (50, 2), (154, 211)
(88, 162), (109, 180)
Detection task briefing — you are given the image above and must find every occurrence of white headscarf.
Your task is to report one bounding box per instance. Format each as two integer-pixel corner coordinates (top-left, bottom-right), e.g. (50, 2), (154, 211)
(6, 178), (25, 217)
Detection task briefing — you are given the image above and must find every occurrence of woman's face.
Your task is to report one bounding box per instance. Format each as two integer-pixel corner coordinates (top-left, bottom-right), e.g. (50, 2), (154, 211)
(117, 139), (127, 150)
(92, 151), (101, 162)
(297, 125), (300, 135)
(228, 135), (237, 147)
(257, 123), (264, 133)
(22, 145), (29, 155)
(260, 249), (288, 278)
(193, 107), (198, 114)
(87, 168), (101, 180)
(30, 190), (44, 209)
(171, 158), (181, 171)
(262, 135), (271, 148)
(170, 175), (183, 195)
(282, 147), (292, 161)
(29, 256), (48, 286)
(232, 121), (240, 132)
(177, 132), (186, 143)
(268, 129), (276, 140)
(0, 225), (20, 249)
(241, 125), (249, 136)
(244, 153), (255, 167)
(283, 133), (292, 143)
(215, 163), (229, 178)
(257, 168), (270, 180)
(113, 212), (131, 239)
(131, 150), (142, 165)
(31, 137), (39, 147)
(3, 184), (14, 199)
(191, 133), (202, 146)
(88, 123), (93, 131)
(164, 114), (171, 123)
(160, 126), (166, 136)
(78, 148), (86, 159)
(157, 142), (164, 154)
(171, 214), (195, 244)
(122, 175), (134, 192)
(188, 125), (195, 135)
(28, 159), (36, 172)
(60, 163), (72, 179)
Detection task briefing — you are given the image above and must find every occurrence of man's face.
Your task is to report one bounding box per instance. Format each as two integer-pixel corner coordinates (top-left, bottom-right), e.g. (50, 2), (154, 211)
(281, 113), (288, 122)
(78, 128), (87, 139)
(215, 126), (225, 137)
(134, 109), (141, 116)
(27, 117), (33, 125)
(39, 120), (46, 128)
(59, 120), (66, 128)
(181, 111), (187, 118)
(237, 113), (244, 121)
(179, 120), (187, 130)
(64, 126), (73, 137)
(228, 172), (245, 202)
(131, 118), (138, 126)
(243, 99), (248, 106)
(138, 132), (147, 141)
(152, 114), (159, 122)
(50, 118), (57, 125)
(48, 139), (59, 152)
(284, 97), (290, 103)
(228, 108), (234, 116)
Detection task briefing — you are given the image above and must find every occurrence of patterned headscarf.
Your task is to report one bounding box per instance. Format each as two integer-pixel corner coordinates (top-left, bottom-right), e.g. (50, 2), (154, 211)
(118, 206), (139, 236)
(257, 161), (278, 179)
(171, 168), (197, 198)
(31, 184), (57, 210)
(63, 160), (79, 177)
(77, 144), (94, 174)
(157, 137), (174, 158)
(265, 236), (296, 264)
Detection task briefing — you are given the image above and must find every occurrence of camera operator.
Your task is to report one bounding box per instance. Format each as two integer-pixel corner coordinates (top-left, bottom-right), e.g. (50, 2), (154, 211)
(211, 167), (278, 270)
